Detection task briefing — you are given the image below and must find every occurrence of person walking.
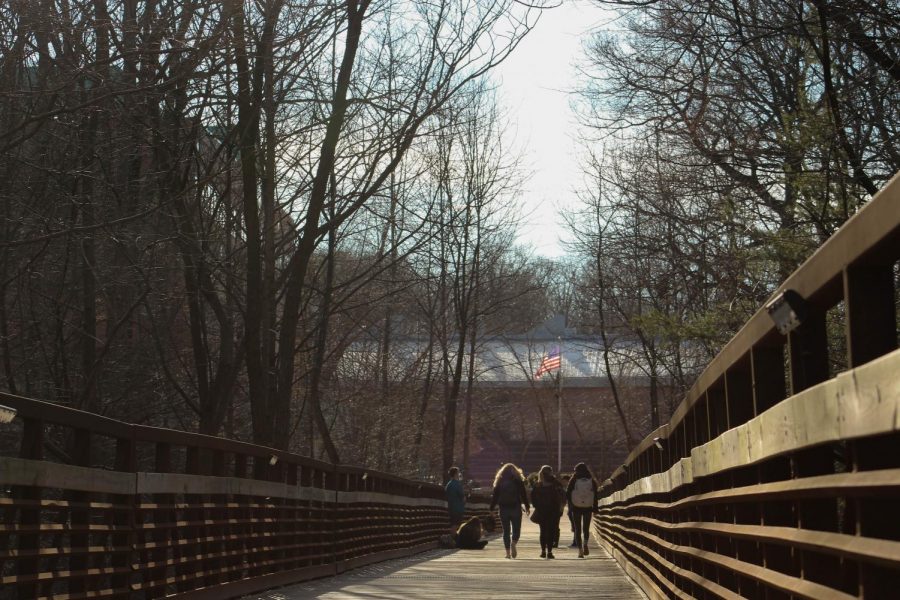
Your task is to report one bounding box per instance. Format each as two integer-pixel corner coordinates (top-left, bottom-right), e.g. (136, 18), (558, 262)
(489, 463), (530, 559)
(566, 462), (598, 558)
(445, 466), (466, 532)
(530, 465), (565, 559)
(559, 473), (577, 547)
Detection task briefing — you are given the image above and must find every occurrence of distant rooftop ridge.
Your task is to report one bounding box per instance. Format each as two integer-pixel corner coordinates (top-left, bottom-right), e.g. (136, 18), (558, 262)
(341, 315), (692, 385)
(523, 314), (577, 340)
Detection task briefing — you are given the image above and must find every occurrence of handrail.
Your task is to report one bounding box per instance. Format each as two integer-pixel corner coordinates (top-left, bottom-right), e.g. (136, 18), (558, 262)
(0, 392), (494, 599)
(595, 173), (900, 599)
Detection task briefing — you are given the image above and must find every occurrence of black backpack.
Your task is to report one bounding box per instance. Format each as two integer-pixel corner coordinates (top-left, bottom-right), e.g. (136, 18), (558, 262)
(496, 479), (519, 506)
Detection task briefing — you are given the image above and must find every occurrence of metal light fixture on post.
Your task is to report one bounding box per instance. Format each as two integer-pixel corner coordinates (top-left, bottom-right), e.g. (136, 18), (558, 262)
(0, 404), (16, 424)
(765, 289), (807, 335)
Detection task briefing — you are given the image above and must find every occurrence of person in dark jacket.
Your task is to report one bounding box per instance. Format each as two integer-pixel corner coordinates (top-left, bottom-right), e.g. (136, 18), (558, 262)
(530, 465), (565, 558)
(445, 466), (466, 531)
(489, 462), (530, 559)
(566, 462), (598, 558)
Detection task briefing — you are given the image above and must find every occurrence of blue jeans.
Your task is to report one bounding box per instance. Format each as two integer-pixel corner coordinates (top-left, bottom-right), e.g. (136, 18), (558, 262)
(499, 506), (522, 549)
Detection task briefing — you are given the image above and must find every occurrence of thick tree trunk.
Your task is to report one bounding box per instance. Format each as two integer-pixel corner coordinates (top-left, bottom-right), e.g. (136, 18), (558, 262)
(443, 328), (466, 475)
(229, 0), (270, 445)
(274, 0), (368, 451)
(414, 330), (436, 461)
(306, 201), (340, 463)
(461, 318), (477, 475)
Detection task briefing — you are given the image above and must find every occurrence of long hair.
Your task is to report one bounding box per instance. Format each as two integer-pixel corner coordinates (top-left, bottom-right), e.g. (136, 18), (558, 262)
(573, 461), (595, 481)
(492, 462), (524, 488)
(538, 464), (555, 483)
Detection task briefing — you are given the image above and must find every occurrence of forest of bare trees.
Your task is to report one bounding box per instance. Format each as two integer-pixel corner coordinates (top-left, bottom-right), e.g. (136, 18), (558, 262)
(565, 0), (898, 445)
(0, 0), (552, 474)
(0, 0), (896, 480)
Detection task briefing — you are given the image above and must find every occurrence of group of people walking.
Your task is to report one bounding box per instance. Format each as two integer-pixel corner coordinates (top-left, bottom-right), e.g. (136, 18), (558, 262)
(448, 461), (598, 559)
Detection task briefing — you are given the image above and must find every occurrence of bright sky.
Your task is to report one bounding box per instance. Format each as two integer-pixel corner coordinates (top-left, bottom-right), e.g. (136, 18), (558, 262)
(495, 0), (612, 258)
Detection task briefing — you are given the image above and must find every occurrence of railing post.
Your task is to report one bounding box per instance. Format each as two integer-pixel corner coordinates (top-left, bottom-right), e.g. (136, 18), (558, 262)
(844, 264), (897, 368)
(750, 345), (786, 415)
(854, 433), (900, 597)
(251, 454), (270, 578)
(69, 427), (91, 595)
(177, 445), (200, 592)
(208, 448), (226, 587)
(330, 465), (340, 575)
(113, 428), (137, 598)
(694, 395), (710, 446)
(233, 452), (248, 582)
(149, 441), (172, 597)
(793, 446), (839, 588)
(285, 461), (298, 572)
(707, 384), (728, 438)
(16, 416), (43, 600)
(725, 364), (753, 429)
(787, 306), (829, 394)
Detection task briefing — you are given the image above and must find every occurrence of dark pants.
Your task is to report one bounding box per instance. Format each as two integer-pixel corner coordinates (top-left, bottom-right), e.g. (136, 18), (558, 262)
(572, 507), (593, 547)
(538, 512), (560, 552)
(567, 504), (576, 537)
(499, 506), (522, 549)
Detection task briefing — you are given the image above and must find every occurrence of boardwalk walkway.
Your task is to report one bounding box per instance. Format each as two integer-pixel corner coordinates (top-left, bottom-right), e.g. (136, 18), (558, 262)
(244, 520), (647, 599)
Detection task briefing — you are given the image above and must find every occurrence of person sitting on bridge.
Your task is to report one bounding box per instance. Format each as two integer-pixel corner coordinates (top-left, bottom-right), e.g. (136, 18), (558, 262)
(455, 516), (489, 549)
(566, 462), (598, 558)
(531, 465), (566, 559)
(489, 462), (530, 559)
(446, 466), (466, 531)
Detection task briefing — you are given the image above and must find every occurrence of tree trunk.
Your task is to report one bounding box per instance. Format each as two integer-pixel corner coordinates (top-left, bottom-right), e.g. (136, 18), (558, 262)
(229, 0), (270, 445)
(304, 181), (341, 464)
(461, 316), (477, 475)
(274, 0), (368, 451)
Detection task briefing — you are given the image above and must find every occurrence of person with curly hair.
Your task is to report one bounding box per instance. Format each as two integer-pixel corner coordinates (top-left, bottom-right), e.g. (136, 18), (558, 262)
(489, 462), (530, 559)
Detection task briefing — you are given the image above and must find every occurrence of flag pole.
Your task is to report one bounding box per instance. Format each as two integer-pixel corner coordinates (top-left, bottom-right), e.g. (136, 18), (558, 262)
(557, 340), (562, 474)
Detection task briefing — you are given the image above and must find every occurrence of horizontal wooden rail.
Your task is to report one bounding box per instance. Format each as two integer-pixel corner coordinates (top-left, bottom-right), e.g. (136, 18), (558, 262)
(596, 173), (900, 599)
(0, 393), (494, 600)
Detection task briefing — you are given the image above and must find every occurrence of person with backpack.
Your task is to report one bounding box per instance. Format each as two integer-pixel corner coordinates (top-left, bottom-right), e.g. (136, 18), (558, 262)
(489, 462), (530, 559)
(530, 465), (565, 559)
(559, 473), (577, 547)
(566, 462), (598, 558)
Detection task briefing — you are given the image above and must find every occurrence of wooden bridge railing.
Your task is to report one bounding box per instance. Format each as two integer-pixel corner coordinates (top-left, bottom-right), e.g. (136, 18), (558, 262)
(0, 394), (493, 600)
(595, 173), (900, 599)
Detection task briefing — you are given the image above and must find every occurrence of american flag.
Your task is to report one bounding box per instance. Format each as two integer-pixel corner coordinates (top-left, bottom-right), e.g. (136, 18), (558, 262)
(535, 346), (561, 377)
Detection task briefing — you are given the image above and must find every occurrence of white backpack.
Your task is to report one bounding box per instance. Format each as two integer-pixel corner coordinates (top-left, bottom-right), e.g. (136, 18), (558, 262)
(571, 477), (594, 508)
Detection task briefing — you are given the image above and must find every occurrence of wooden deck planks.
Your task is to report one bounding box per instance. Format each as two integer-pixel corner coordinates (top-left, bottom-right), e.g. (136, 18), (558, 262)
(244, 520), (648, 599)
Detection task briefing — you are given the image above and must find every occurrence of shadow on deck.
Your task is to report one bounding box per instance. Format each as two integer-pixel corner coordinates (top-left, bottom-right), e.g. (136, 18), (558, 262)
(243, 520), (647, 599)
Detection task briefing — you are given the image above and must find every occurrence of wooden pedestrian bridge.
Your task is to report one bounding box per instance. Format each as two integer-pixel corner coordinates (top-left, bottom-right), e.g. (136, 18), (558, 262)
(2, 173), (899, 600)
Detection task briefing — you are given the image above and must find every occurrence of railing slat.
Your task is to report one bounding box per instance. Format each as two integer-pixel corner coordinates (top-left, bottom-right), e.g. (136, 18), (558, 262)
(0, 390), (497, 599)
(596, 173), (900, 600)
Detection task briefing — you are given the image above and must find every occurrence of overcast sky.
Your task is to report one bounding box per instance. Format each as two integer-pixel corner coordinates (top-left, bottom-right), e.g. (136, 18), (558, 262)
(494, 0), (612, 258)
